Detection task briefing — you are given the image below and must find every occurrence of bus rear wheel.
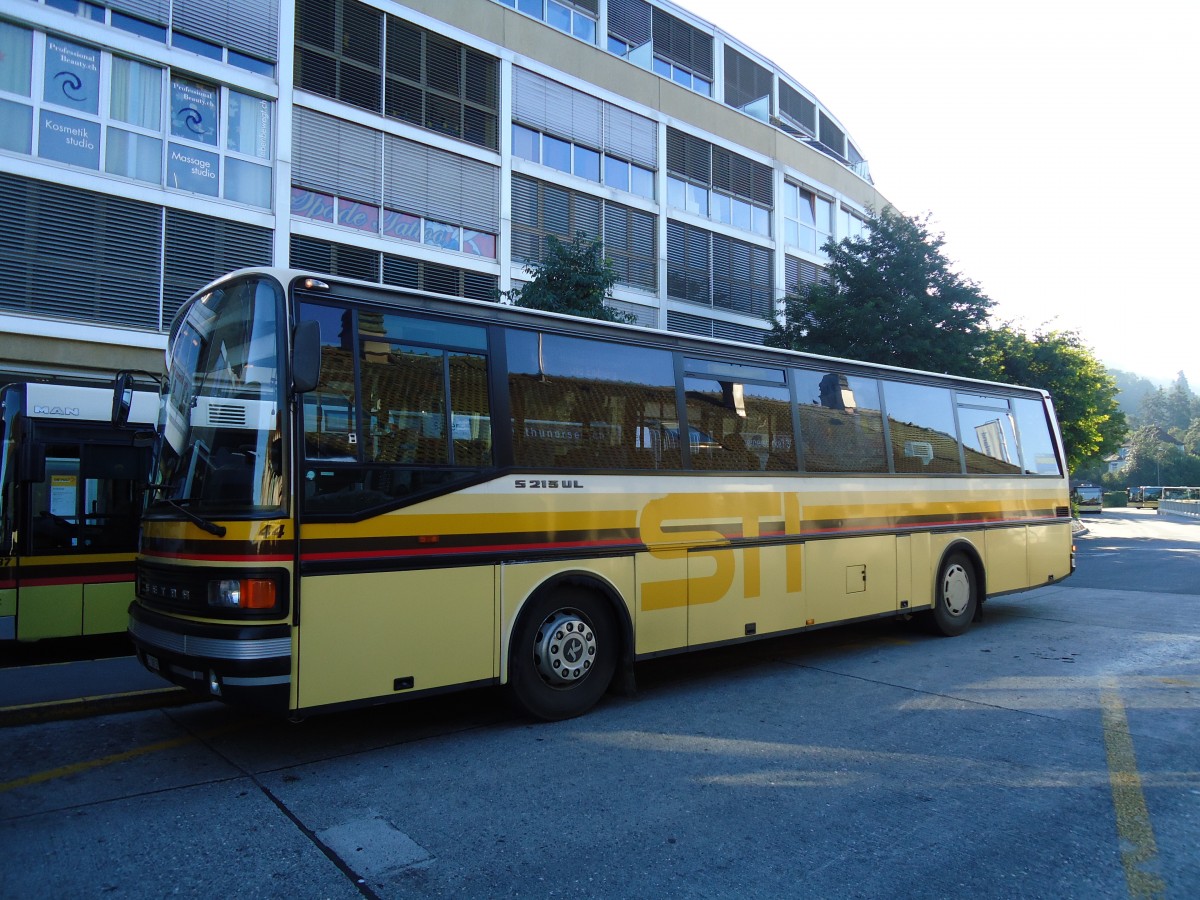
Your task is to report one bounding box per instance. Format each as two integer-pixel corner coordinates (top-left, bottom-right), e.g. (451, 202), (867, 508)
(507, 588), (618, 721)
(927, 551), (978, 637)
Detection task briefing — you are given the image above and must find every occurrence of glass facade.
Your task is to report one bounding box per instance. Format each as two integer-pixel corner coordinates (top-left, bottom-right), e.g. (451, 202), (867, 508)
(1, 0), (877, 381)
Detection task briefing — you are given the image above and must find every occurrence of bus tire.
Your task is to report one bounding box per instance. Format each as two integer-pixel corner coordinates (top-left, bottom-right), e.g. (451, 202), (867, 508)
(507, 587), (618, 722)
(927, 551), (978, 637)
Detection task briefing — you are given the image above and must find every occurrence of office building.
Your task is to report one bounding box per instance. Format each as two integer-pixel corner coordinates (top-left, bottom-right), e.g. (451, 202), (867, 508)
(0, 0), (888, 382)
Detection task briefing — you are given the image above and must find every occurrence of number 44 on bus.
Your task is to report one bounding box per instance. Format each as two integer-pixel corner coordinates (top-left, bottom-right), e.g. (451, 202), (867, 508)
(121, 269), (1075, 721)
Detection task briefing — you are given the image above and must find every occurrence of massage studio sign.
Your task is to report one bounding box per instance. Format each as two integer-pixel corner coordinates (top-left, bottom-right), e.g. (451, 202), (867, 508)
(168, 78), (219, 196)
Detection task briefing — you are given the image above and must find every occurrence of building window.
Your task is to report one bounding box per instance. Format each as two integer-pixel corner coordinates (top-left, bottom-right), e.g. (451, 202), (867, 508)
(170, 77), (218, 146)
(497, 0), (598, 45)
(653, 57), (711, 96)
(296, 0), (383, 113)
(666, 129), (772, 237)
(778, 81), (816, 137)
(648, 6), (712, 98)
(294, 195), (498, 261)
(5, 26), (273, 207)
(292, 108), (499, 256)
(512, 124), (654, 200)
(839, 206), (869, 241)
(723, 45), (772, 121)
(667, 220), (772, 320)
(782, 183), (833, 255)
(384, 19), (499, 150)
(512, 174), (654, 292)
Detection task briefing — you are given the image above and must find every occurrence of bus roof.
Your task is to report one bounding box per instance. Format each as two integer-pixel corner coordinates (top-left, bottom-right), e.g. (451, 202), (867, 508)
(189, 268), (1055, 401)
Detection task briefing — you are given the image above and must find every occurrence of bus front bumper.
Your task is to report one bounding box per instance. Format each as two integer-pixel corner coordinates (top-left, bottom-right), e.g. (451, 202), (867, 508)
(128, 603), (292, 713)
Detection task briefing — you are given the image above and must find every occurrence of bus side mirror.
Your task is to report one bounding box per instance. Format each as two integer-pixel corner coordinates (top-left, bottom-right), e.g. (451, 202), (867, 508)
(292, 320), (322, 394)
(112, 371), (135, 428)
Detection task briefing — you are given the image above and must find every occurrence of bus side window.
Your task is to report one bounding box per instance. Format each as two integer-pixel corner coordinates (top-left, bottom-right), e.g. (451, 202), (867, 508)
(794, 370), (888, 474)
(301, 304), (360, 462)
(1012, 397), (1062, 475)
(506, 330), (681, 471)
(882, 381), (963, 474)
(956, 393), (1021, 475)
(79, 443), (143, 551)
(682, 378), (795, 472)
(30, 445), (81, 551)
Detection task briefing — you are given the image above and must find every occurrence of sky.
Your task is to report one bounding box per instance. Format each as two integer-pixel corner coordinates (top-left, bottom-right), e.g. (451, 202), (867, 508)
(680, 0), (1199, 386)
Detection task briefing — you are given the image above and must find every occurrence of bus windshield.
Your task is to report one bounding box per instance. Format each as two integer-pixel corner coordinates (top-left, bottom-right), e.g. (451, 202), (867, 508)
(151, 275), (286, 516)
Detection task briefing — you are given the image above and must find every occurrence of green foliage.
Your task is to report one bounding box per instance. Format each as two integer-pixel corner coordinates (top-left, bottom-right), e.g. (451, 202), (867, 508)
(767, 207), (994, 377)
(979, 325), (1126, 473)
(503, 233), (634, 324)
(1103, 491), (1127, 508)
(1109, 373), (1200, 488)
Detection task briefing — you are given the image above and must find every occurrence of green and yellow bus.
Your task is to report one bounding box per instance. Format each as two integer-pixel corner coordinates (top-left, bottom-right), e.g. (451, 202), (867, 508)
(126, 269), (1074, 720)
(1129, 486), (1163, 509)
(1071, 483), (1103, 514)
(1, 381), (155, 642)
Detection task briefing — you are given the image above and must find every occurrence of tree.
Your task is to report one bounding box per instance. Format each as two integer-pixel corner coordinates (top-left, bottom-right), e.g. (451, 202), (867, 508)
(1165, 372), (1198, 431)
(767, 207), (994, 376)
(981, 325), (1126, 473)
(502, 233), (634, 324)
(1123, 425), (1178, 486)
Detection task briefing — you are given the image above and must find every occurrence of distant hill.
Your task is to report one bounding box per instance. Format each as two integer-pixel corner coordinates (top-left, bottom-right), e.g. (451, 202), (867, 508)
(1108, 368), (1161, 421)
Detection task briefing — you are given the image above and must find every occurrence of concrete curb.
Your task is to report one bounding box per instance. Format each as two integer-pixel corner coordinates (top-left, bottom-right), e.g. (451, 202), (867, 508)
(0, 686), (203, 728)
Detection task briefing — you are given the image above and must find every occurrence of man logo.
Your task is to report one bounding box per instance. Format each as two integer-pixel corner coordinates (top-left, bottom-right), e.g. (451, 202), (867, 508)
(34, 405), (81, 416)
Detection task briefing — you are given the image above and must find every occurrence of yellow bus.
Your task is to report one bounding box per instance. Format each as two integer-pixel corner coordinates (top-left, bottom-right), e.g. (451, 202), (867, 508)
(126, 269), (1074, 720)
(1070, 483), (1103, 514)
(1129, 486), (1163, 509)
(1, 381), (156, 642)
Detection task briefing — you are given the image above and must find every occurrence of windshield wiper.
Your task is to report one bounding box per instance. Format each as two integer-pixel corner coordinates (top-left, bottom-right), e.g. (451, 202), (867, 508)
(153, 494), (227, 538)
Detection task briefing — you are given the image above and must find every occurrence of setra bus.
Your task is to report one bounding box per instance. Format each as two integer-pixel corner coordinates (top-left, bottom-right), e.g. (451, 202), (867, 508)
(1, 381), (156, 641)
(125, 269), (1074, 720)
(1128, 486), (1163, 509)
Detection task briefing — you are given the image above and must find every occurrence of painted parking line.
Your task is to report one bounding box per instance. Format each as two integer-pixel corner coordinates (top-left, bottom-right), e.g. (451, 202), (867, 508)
(1100, 679), (1166, 899)
(0, 719), (244, 795)
(0, 732), (200, 794)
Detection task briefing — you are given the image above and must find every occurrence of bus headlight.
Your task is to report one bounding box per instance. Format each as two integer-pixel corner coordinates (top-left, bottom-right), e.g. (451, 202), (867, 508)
(209, 577), (277, 610)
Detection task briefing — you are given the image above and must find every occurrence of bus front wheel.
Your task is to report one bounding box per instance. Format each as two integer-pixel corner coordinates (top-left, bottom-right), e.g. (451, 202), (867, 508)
(927, 551), (978, 637)
(507, 588), (618, 721)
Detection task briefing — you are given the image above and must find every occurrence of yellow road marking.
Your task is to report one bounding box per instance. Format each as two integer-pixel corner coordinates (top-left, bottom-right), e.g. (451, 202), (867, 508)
(1100, 680), (1166, 898)
(0, 733), (199, 793)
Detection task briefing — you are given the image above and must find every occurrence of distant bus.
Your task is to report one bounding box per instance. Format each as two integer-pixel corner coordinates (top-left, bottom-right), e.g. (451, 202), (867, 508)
(1071, 483), (1103, 514)
(1161, 486), (1200, 501)
(0, 381), (156, 642)
(1129, 486), (1163, 509)
(127, 268), (1074, 721)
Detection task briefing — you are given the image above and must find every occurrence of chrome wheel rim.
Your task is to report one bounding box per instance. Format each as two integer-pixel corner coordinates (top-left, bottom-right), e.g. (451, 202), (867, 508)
(533, 610), (597, 687)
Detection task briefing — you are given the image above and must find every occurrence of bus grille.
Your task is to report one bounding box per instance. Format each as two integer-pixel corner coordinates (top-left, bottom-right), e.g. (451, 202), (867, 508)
(207, 403), (247, 426)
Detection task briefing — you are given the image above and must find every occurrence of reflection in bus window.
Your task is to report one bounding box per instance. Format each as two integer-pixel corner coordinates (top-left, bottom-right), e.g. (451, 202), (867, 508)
(683, 377), (795, 471)
(1012, 397), (1061, 475)
(883, 382), (962, 474)
(300, 302), (494, 515)
(507, 330), (681, 470)
(302, 304), (359, 462)
(957, 396), (1020, 474)
(794, 369), (887, 473)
